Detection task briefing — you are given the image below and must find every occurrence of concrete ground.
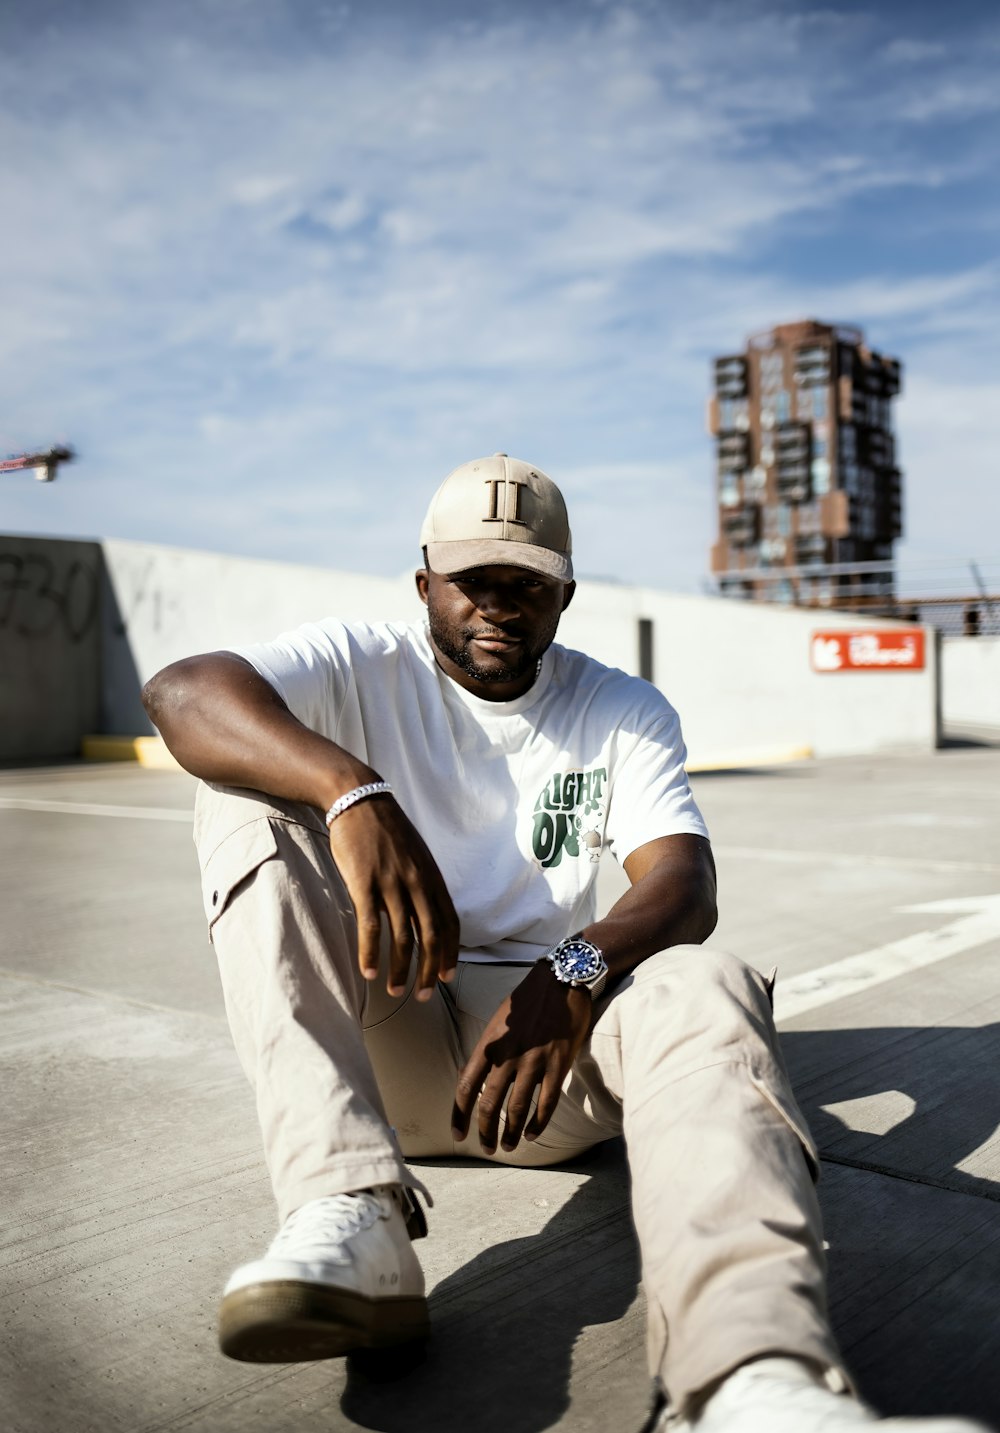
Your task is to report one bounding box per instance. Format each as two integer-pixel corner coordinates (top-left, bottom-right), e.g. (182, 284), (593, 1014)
(2, 746), (999, 1432)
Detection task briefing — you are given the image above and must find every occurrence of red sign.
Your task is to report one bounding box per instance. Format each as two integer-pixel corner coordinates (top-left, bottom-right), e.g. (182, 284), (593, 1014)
(811, 629), (925, 673)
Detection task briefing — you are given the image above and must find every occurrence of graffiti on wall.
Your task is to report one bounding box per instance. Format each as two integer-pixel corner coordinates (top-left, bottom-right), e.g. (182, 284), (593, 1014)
(108, 555), (181, 638)
(0, 550), (100, 644)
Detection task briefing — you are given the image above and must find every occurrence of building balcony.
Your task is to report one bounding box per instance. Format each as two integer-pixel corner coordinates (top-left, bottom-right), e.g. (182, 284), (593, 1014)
(718, 432), (751, 466)
(714, 355), (749, 399)
(721, 505), (761, 548)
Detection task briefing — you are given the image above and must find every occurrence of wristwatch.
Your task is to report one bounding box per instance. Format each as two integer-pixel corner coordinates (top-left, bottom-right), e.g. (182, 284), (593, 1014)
(542, 936), (608, 999)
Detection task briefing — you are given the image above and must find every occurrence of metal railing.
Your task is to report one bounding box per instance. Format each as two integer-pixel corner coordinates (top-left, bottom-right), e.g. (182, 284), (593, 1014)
(710, 558), (1000, 636)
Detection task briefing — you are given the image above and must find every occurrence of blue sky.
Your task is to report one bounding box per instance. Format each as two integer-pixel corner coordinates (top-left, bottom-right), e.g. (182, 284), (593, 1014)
(1, 0), (998, 591)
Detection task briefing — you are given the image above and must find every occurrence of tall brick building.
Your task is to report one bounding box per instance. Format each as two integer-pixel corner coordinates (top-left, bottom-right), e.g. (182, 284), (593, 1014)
(708, 319), (903, 605)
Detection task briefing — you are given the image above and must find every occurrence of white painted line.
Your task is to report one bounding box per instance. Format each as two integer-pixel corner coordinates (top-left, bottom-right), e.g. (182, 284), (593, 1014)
(716, 844), (1000, 876)
(0, 965), (226, 1022)
(775, 894), (1000, 1022)
(0, 797), (193, 823)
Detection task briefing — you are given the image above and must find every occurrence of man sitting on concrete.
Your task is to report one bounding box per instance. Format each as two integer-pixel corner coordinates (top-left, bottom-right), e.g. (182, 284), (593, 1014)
(144, 455), (984, 1433)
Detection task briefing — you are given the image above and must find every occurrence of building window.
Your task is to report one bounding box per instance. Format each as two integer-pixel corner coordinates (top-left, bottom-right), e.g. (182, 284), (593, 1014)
(720, 474), (741, 507)
(798, 501), (820, 535)
(760, 352), (784, 391)
(811, 458), (831, 494)
(812, 387), (828, 420)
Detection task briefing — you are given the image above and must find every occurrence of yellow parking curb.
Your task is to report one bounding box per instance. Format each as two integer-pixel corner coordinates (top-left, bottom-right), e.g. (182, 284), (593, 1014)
(688, 745), (813, 773)
(82, 735), (181, 771)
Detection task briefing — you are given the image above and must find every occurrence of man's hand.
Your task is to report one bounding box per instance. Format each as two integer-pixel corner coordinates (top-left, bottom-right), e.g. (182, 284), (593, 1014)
(451, 962), (592, 1154)
(327, 795), (461, 1000)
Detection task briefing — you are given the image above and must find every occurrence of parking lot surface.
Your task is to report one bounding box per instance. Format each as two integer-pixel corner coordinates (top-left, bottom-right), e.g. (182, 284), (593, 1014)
(2, 746), (999, 1431)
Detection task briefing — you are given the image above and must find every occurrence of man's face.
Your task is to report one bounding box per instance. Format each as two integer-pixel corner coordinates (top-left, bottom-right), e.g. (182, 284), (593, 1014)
(416, 563), (575, 701)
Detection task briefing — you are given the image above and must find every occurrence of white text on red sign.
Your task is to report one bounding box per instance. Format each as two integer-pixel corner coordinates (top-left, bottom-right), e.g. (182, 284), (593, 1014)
(810, 629), (925, 673)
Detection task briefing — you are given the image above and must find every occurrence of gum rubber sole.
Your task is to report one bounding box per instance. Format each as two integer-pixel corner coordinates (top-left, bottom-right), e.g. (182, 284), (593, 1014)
(219, 1280), (430, 1363)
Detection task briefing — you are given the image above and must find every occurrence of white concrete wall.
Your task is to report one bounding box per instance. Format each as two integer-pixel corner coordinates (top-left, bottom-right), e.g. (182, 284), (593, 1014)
(100, 539), (420, 733)
(99, 538), (939, 761)
(941, 635), (1000, 737)
(560, 581), (938, 764)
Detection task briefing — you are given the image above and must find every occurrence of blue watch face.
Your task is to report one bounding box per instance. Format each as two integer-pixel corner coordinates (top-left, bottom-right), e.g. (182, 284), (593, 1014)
(560, 941), (602, 982)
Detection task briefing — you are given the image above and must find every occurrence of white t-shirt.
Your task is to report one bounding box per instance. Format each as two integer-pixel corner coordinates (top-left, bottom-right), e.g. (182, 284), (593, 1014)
(231, 621), (709, 963)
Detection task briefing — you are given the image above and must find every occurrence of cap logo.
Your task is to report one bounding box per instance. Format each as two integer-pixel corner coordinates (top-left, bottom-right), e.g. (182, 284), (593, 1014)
(484, 477), (528, 527)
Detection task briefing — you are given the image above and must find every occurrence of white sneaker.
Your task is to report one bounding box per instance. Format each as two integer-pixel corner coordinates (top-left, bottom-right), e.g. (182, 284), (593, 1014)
(658, 1358), (992, 1432)
(219, 1186), (428, 1362)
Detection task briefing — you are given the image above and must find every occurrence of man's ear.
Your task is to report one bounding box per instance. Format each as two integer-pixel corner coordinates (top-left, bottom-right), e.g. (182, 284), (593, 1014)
(560, 580), (576, 613)
(415, 569), (430, 606)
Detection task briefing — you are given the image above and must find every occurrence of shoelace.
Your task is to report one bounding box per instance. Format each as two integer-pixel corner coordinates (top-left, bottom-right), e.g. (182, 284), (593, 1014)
(267, 1192), (385, 1260)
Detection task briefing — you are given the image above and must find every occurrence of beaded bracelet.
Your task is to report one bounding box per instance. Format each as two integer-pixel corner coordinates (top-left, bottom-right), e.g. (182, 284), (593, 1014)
(324, 781), (393, 827)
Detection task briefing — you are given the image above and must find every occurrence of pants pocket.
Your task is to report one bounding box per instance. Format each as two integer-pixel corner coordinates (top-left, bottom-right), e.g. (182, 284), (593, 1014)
(199, 818), (279, 936)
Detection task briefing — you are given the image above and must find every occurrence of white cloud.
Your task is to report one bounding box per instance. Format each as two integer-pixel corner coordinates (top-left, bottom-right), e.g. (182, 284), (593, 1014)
(899, 81), (1000, 124)
(230, 174), (295, 206)
(883, 38), (947, 64)
(1, 1), (999, 593)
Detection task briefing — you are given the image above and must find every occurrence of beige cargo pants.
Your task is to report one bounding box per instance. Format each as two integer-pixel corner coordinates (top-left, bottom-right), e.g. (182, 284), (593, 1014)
(195, 782), (844, 1412)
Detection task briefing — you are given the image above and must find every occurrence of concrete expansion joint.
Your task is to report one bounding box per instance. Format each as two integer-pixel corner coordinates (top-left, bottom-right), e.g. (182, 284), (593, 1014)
(818, 1152), (1000, 1206)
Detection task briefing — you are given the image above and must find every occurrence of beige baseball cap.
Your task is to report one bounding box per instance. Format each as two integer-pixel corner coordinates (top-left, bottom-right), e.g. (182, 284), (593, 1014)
(419, 453), (573, 581)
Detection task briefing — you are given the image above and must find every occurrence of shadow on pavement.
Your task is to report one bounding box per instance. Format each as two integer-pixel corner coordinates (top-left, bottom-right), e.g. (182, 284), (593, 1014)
(783, 1024), (1000, 1203)
(341, 1161), (641, 1433)
(783, 1025), (1000, 1425)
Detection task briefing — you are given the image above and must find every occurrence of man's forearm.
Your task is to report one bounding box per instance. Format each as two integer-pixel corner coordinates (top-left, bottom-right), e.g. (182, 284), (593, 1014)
(582, 835), (718, 982)
(142, 652), (376, 811)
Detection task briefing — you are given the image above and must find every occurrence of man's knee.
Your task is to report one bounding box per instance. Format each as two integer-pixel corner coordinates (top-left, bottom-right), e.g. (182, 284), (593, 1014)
(639, 942), (756, 986)
(626, 944), (774, 1023)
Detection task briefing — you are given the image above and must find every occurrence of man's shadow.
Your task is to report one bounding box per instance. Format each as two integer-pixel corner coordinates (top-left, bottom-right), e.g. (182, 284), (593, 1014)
(340, 1023), (1000, 1430)
(782, 1022), (1000, 1202)
(783, 1022), (1000, 1425)
(340, 1143), (644, 1433)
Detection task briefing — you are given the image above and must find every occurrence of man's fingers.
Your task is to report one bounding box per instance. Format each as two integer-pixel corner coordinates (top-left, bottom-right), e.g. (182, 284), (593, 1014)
(350, 885), (383, 983)
(409, 889), (448, 1000)
(476, 1065), (517, 1155)
(524, 1066), (565, 1142)
(381, 890), (415, 996)
(409, 883), (460, 997)
(451, 1050), (491, 1141)
(500, 1067), (542, 1152)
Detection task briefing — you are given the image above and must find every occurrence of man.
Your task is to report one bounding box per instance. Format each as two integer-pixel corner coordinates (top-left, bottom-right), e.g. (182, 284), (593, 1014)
(144, 455), (984, 1433)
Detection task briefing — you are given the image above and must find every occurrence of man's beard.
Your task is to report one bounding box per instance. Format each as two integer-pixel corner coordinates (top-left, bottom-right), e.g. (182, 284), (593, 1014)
(426, 609), (557, 686)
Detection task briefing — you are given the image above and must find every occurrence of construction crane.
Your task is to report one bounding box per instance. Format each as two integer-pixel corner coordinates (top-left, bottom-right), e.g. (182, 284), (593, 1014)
(0, 444), (76, 482)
